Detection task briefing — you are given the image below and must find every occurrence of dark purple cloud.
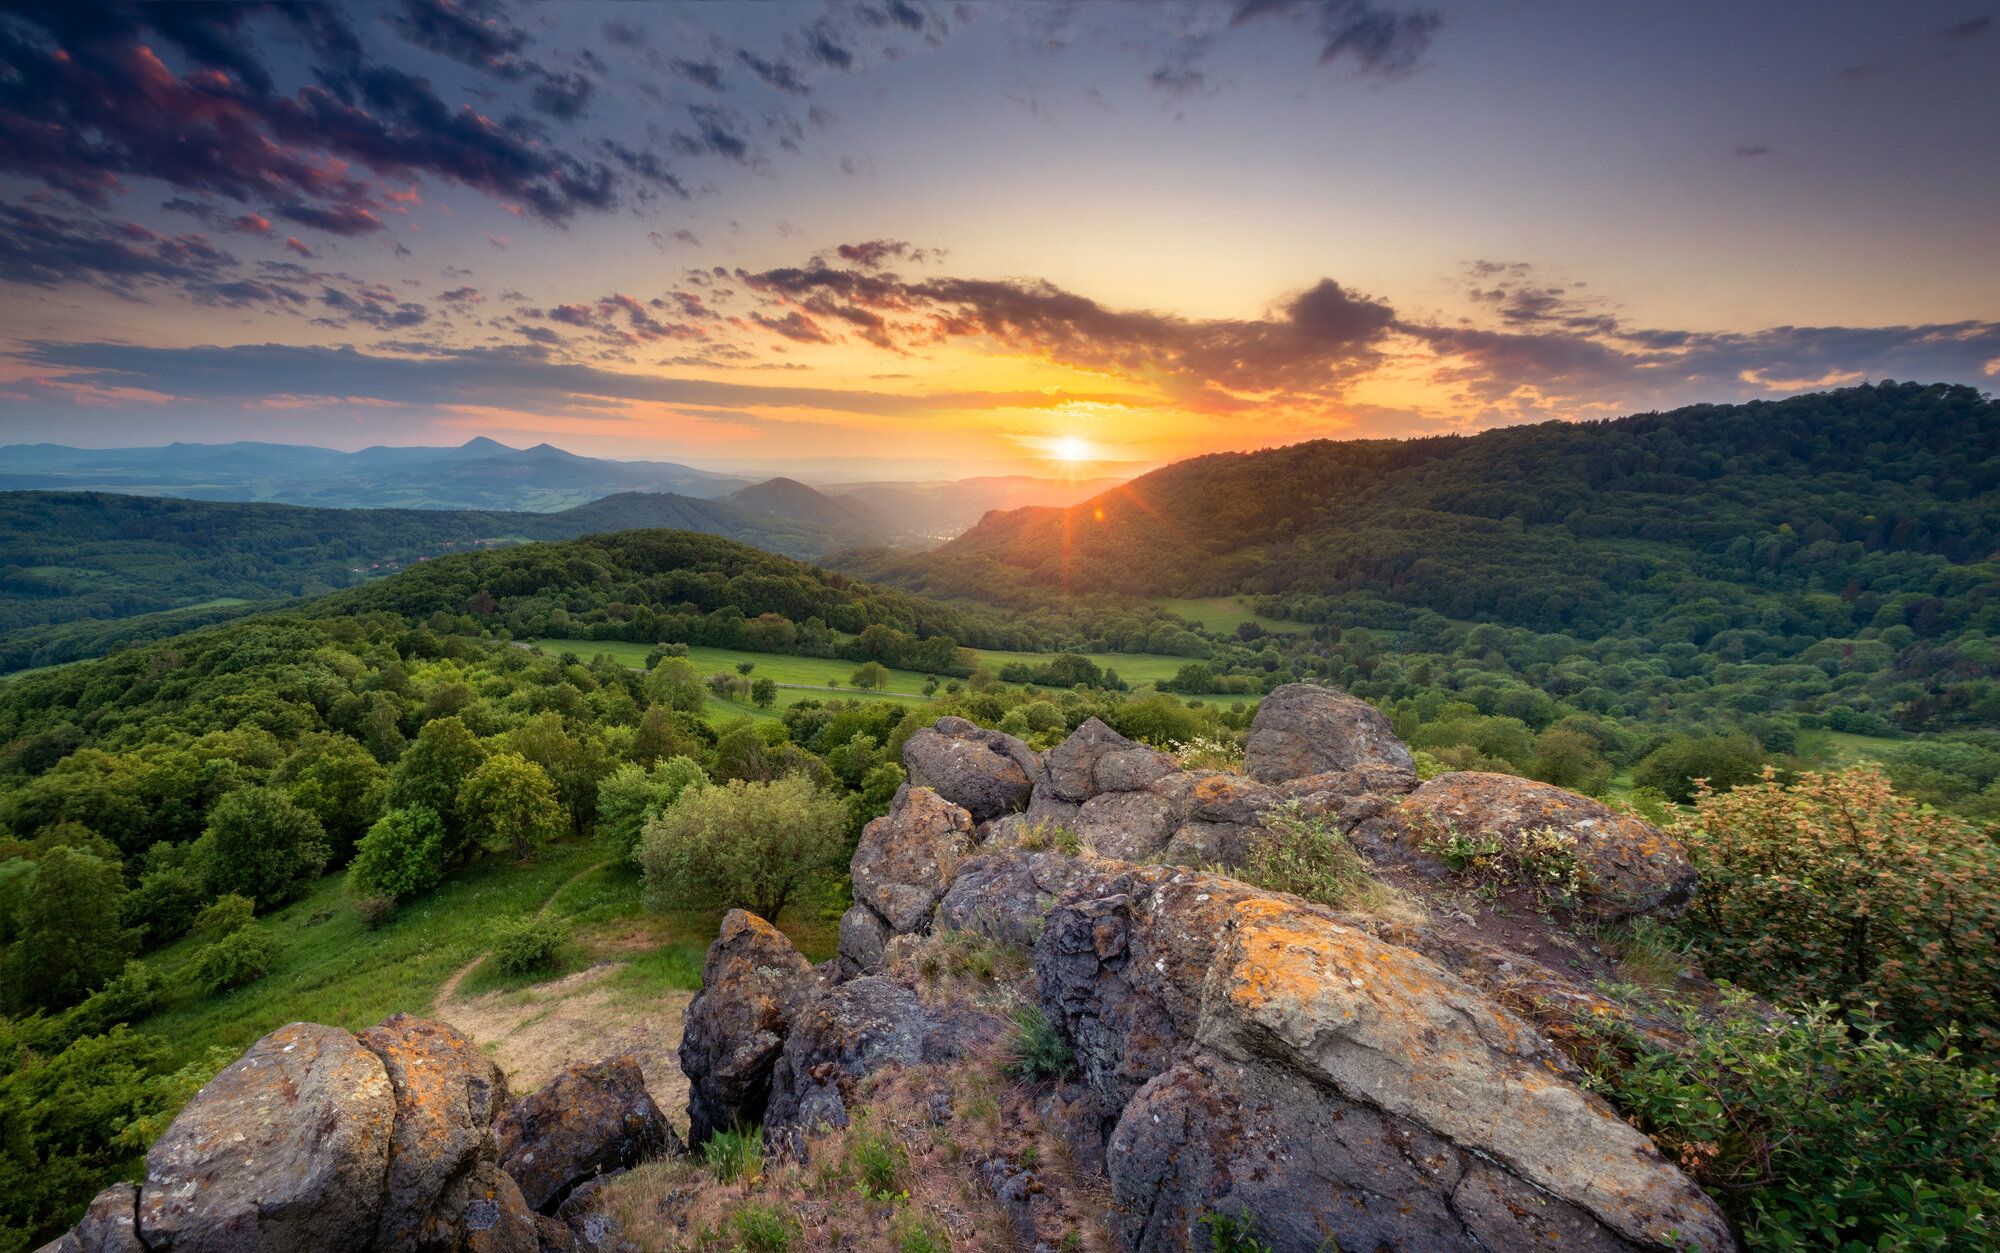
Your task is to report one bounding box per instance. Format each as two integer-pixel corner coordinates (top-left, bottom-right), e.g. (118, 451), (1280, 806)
(1232, 0), (1443, 77)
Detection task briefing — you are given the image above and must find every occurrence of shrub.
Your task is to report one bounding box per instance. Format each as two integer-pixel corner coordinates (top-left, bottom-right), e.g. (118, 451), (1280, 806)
(1244, 801), (1398, 913)
(118, 862), (206, 947)
(728, 1201), (796, 1252)
(190, 925), (276, 995)
(1672, 766), (2000, 1050)
(1005, 1007), (1075, 1082)
(353, 893), (398, 930)
(1171, 734), (1244, 772)
(594, 758), (707, 859)
(701, 1125), (765, 1183)
(1198, 1208), (1275, 1253)
(190, 892), (254, 941)
(490, 914), (567, 975)
(346, 805), (447, 902)
(1416, 819), (1587, 912)
(1577, 993), (2000, 1251)
(636, 776), (848, 921)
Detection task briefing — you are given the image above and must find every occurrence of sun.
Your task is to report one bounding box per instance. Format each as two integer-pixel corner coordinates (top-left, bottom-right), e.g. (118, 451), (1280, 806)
(1050, 436), (1092, 463)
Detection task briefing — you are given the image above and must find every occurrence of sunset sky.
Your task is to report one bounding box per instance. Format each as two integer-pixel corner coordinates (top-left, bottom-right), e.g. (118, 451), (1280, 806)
(2, 0), (1996, 477)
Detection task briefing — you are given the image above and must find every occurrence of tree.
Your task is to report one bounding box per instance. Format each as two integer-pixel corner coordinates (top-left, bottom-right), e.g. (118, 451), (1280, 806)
(506, 712), (610, 834)
(275, 733), (387, 861)
(849, 661), (891, 690)
(1633, 734), (1765, 803)
(633, 704), (706, 765)
(736, 660), (755, 675)
(388, 716), (487, 859)
(712, 724), (773, 783)
(636, 775), (847, 920)
(2, 847), (134, 1011)
(194, 787), (331, 910)
(1527, 728), (1613, 796)
(646, 657), (707, 713)
(595, 759), (707, 858)
(346, 806), (447, 902)
(457, 752), (565, 861)
(750, 677), (777, 708)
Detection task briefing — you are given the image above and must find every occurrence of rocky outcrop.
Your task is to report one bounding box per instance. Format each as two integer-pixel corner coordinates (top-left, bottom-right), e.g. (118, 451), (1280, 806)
(1039, 870), (1734, 1252)
(357, 1013), (512, 1251)
(762, 976), (1006, 1151)
(496, 1057), (675, 1214)
(849, 784), (977, 934)
(138, 1021), (397, 1252)
(1242, 682), (1416, 787)
(680, 909), (826, 1148)
(900, 715), (1038, 820)
(1400, 771), (1698, 919)
(1038, 717), (1175, 803)
(39, 1015), (546, 1253)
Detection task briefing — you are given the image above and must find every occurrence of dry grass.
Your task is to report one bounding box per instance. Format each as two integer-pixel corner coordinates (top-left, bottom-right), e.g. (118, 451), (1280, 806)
(600, 1055), (1124, 1252)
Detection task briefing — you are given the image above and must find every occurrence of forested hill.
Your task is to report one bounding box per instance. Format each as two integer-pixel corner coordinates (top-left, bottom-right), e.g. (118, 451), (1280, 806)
(848, 382), (1998, 639)
(0, 490), (871, 671)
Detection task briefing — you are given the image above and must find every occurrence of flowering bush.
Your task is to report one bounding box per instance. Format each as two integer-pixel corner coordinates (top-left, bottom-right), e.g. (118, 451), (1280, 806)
(1672, 766), (1999, 1051)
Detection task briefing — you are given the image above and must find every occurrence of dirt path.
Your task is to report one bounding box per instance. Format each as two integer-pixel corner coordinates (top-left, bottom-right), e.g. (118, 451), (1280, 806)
(426, 859), (695, 1129)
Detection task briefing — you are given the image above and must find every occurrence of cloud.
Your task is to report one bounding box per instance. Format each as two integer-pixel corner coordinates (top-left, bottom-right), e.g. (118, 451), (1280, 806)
(602, 20), (647, 48)
(737, 50), (812, 94)
(285, 236), (316, 259)
(1232, 0), (1444, 77)
(0, 203), (239, 297)
(319, 284), (428, 329)
(1937, 15), (1992, 39)
(0, 3), (657, 233)
(672, 105), (753, 162)
(672, 58), (728, 91)
(834, 240), (938, 269)
(1733, 143), (1774, 158)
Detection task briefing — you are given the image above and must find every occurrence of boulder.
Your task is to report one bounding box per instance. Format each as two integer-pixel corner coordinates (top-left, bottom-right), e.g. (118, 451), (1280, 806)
(357, 1012), (510, 1251)
(137, 1021), (396, 1253)
(34, 1184), (144, 1253)
(900, 716), (1037, 820)
(679, 910), (825, 1147)
(496, 1057), (675, 1214)
(1038, 718), (1173, 803)
(835, 902), (891, 978)
(1242, 684), (1415, 786)
(1402, 771), (1698, 919)
(849, 785), (977, 934)
(1186, 895), (1735, 1251)
(461, 1170), (540, 1253)
(764, 976), (1006, 1150)
(936, 849), (1119, 950)
(1075, 790), (1178, 861)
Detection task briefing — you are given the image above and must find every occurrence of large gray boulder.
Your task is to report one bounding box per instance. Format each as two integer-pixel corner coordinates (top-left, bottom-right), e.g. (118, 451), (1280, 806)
(1242, 683), (1415, 786)
(495, 1057), (675, 1213)
(356, 1013), (510, 1251)
(848, 785), (978, 935)
(1038, 718), (1174, 803)
(900, 716), (1037, 820)
(34, 1185), (145, 1253)
(680, 909), (826, 1147)
(137, 1022), (396, 1253)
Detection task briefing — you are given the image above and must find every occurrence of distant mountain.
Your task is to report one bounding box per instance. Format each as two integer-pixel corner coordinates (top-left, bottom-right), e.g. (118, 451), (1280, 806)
(830, 474), (1128, 543)
(0, 489), (850, 670)
(0, 438), (752, 511)
(726, 477), (890, 548)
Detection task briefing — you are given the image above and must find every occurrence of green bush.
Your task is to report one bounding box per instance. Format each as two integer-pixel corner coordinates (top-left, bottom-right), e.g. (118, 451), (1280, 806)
(189, 925), (277, 996)
(346, 805), (446, 902)
(1632, 733), (1766, 803)
(1577, 994), (2000, 1251)
(727, 1201), (796, 1252)
(353, 892), (398, 930)
(489, 914), (567, 975)
(701, 1125), (765, 1183)
(1673, 766), (2000, 1050)
(636, 776), (848, 921)
(457, 752), (565, 862)
(190, 893), (254, 941)
(1005, 1007), (1075, 1082)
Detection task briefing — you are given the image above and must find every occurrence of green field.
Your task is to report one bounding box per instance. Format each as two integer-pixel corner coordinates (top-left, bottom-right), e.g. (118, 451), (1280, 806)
(534, 638), (1261, 711)
(1796, 728), (1906, 768)
(131, 840), (836, 1069)
(1152, 596), (1300, 634)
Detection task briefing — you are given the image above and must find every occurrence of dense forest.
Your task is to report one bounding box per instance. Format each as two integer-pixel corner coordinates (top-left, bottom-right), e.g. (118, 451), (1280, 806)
(0, 489), (881, 671)
(846, 383), (1999, 733)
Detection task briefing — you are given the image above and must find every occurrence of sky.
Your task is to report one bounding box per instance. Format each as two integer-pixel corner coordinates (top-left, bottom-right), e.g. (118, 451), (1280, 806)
(1, 0), (1996, 477)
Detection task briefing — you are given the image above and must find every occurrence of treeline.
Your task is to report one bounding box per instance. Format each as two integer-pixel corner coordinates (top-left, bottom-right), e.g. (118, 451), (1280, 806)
(848, 383), (1998, 731)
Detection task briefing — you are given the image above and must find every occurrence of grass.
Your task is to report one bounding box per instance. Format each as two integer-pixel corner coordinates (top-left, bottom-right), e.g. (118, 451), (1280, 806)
(532, 638), (1263, 711)
(1795, 728), (1906, 768)
(1152, 595), (1299, 635)
(130, 842), (837, 1069)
